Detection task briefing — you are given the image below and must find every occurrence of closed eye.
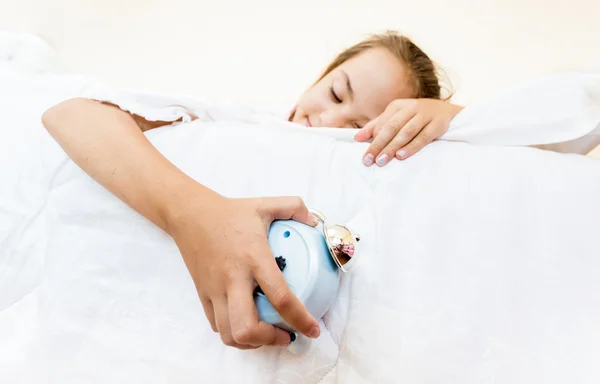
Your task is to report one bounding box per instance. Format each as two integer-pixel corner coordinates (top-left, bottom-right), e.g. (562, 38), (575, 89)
(330, 86), (342, 103)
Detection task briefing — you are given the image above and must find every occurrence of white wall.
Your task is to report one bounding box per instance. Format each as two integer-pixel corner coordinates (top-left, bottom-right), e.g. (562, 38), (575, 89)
(1, 0), (599, 111)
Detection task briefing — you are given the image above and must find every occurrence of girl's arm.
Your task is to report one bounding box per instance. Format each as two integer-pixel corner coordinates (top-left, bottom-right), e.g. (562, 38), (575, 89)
(41, 98), (321, 348)
(42, 97), (196, 230)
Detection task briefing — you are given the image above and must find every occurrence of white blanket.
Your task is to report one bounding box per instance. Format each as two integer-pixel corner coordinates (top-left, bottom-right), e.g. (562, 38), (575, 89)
(2, 44), (600, 382)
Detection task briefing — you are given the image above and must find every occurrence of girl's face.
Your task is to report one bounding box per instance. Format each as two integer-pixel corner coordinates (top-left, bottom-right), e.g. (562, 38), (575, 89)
(291, 48), (416, 129)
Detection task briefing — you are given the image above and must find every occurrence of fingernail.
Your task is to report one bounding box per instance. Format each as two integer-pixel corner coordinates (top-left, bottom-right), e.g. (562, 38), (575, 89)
(307, 325), (320, 338)
(289, 332), (296, 343)
(397, 150), (406, 159)
(309, 213), (319, 226)
(376, 154), (388, 166)
(362, 153), (374, 166)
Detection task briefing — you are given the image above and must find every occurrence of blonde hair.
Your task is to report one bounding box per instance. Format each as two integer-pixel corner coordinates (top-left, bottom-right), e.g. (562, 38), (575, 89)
(290, 31), (452, 121)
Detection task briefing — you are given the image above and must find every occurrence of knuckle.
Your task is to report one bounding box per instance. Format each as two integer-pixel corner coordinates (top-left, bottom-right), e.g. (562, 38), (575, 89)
(224, 261), (244, 280)
(237, 251), (259, 272)
(419, 134), (434, 143)
(232, 326), (256, 345)
(254, 197), (268, 214)
(388, 142), (403, 153)
(403, 123), (420, 135)
(291, 196), (304, 209)
(413, 138), (428, 149)
(271, 288), (294, 312)
(223, 268), (238, 282)
(393, 132), (409, 144)
(245, 255), (260, 271)
(369, 142), (384, 152)
(380, 124), (396, 133)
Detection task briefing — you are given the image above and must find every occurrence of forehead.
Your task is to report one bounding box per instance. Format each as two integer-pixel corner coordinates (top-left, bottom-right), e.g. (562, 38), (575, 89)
(335, 48), (415, 119)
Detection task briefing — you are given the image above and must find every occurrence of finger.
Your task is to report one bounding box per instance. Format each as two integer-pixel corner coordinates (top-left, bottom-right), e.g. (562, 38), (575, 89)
(353, 118), (377, 142)
(376, 114), (431, 166)
(214, 298), (258, 350)
(371, 98), (422, 137)
(200, 296), (217, 332)
(228, 281), (290, 347)
(259, 196), (318, 227)
(371, 101), (405, 138)
(363, 110), (415, 167)
(253, 244), (320, 339)
(395, 122), (438, 160)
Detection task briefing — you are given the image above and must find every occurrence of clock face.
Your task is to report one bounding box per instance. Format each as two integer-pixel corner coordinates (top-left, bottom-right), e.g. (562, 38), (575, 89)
(266, 221), (314, 296)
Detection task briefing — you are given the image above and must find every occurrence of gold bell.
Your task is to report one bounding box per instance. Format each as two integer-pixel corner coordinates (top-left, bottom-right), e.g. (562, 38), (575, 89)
(310, 209), (360, 273)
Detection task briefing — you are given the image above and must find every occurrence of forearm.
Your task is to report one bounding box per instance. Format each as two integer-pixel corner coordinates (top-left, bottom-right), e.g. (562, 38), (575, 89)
(42, 97), (221, 232)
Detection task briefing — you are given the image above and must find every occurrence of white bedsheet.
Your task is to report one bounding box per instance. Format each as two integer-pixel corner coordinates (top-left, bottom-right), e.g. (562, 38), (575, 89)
(2, 50), (600, 382)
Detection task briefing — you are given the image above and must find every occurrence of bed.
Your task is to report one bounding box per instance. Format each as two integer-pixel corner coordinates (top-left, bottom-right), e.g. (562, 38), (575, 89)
(2, 28), (600, 384)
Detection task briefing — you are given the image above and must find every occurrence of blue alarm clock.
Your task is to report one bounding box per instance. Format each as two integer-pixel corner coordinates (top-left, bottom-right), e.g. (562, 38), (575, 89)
(254, 210), (360, 353)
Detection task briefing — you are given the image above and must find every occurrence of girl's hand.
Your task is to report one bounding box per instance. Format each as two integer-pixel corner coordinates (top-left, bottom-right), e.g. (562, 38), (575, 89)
(167, 192), (322, 350)
(354, 99), (464, 166)
(42, 98), (321, 351)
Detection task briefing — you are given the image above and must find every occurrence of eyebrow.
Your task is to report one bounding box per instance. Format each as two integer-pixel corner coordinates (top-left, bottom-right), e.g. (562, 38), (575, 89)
(341, 70), (354, 100)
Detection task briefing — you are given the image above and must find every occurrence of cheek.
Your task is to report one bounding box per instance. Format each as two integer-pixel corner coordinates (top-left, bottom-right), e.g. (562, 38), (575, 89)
(297, 89), (326, 115)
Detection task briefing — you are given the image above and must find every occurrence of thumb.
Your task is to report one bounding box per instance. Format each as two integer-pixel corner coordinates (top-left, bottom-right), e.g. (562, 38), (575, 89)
(259, 197), (319, 227)
(354, 118), (377, 142)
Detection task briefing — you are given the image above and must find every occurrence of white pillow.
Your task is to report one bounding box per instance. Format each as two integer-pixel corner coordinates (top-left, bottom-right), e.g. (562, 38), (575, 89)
(443, 72), (600, 154)
(0, 31), (65, 73)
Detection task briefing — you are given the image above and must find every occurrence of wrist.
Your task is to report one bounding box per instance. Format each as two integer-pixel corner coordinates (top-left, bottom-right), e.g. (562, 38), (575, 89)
(159, 175), (226, 236)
